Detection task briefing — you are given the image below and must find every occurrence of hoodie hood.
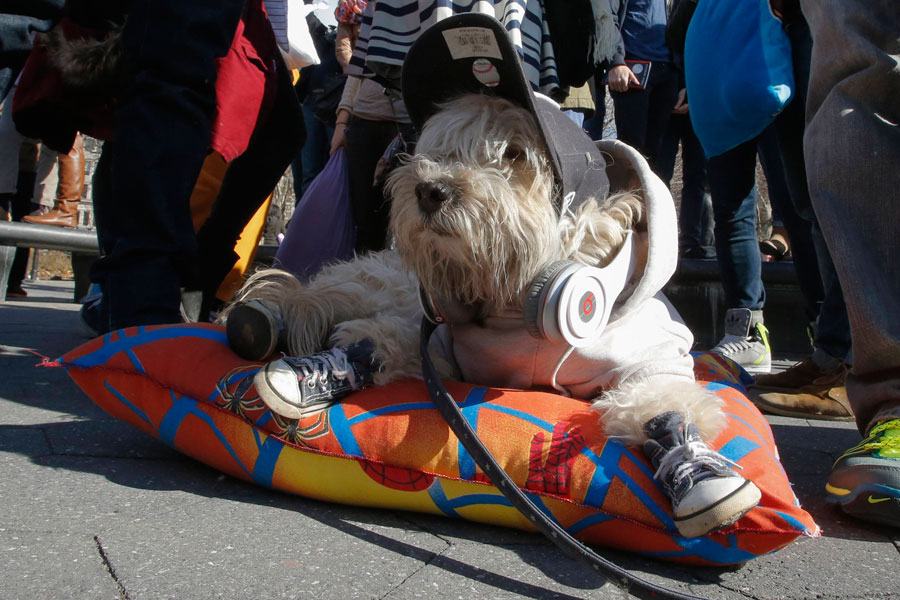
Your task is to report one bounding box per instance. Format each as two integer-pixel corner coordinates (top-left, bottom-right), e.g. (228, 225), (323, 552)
(596, 139), (679, 319)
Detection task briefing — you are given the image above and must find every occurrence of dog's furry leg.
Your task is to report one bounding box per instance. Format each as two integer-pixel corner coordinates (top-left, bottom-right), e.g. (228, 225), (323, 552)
(591, 380), (725, 446)
(329, 314), (424, 385)
(223, 251), (418, 357)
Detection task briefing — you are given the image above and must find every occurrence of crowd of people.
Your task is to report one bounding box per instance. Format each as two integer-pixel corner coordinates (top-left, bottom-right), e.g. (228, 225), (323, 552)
(1, 0), (896, 531)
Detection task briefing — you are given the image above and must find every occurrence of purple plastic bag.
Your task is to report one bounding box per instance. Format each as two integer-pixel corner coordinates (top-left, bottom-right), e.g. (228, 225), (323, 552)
(274, 147), (355, 280)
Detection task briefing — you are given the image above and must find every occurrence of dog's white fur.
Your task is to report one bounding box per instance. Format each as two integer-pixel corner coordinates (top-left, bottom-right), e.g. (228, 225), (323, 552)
(226, 95), (723, 445)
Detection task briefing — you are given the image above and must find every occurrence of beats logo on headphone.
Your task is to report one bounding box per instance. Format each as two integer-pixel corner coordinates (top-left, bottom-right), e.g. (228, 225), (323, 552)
(420, 232), (637, 348)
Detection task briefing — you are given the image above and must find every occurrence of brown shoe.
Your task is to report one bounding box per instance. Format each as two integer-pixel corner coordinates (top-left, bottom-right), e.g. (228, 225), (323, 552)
(750, 357), (853, 420)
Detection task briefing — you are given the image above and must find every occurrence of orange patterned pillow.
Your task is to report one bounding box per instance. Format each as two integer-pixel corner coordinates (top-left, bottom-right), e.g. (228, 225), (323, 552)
(62, 323), (818, 565)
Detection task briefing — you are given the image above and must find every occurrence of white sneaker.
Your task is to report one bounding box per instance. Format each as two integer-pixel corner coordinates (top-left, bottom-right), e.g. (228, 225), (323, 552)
(644, 411), (761, 538)
(253, 341), (378, 420)
(711, 308), (771, 374)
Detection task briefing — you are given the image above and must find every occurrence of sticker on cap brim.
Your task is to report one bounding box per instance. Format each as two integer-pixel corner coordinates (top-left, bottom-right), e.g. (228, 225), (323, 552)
(442, 27), (502, 60)
(472, 58), (500, 87)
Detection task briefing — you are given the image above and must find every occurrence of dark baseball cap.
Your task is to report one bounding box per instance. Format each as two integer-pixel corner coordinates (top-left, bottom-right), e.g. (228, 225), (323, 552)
(401, 13), (610, 215)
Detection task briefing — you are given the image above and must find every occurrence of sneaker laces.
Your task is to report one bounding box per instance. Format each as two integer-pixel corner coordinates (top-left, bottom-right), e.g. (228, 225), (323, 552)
(842, 418), (900, 459)
(290, 347), (359, 392)
(712, 334), (758, 356)
(653, 438), (743, 490)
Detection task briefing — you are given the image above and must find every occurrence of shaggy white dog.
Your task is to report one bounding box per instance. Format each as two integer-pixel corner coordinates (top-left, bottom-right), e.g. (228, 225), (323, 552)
(230, 95), (720, 441)
(223, 94), (760, 537)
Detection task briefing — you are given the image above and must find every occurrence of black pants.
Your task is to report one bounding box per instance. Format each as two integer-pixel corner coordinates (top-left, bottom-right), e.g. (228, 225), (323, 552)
(90, 0), (246, 330)
(1, 171), (37, 292)
(344, 117), (415, 254)
(610, 61), (680, 175)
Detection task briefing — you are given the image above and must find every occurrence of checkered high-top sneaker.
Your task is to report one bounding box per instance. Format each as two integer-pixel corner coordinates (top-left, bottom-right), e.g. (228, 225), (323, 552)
(711, 308), (771, 374)
(253, 340), (379, 420)
(643, 411), (762, 538)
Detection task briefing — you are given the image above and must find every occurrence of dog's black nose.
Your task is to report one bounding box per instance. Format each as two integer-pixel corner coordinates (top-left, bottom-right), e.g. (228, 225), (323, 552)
(415, 182), (453, 214)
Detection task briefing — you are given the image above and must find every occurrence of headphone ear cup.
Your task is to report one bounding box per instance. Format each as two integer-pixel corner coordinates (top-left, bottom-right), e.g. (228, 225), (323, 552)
(523, 260), (577, 340)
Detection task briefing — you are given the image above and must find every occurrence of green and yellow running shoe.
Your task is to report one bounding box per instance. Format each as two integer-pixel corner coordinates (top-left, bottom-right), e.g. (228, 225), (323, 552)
(825, 418), (900, 527)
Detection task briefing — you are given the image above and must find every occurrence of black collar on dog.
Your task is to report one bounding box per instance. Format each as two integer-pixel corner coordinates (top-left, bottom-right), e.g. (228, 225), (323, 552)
(419, 318), (708, 600)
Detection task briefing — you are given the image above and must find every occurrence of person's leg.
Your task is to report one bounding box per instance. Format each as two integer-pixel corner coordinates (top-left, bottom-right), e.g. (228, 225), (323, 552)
(295, 100), (331, 200)
(610, 87), (650, 154)
(707, 138), (770, 373)
(752, 129), (849, 419)
(344, 117), (404, 253)
(772, 15), (852, 369)
(24, 133), (84, 227)
(31, 145), (59, 212)
(759, 13), (852, 377)
(756, 129), (792, 261)
(643, 62), (680, 175)
(90, 0), (246, 331)
(655, 112), (681, 187)
(757, 127), (823, 323)
(583, 76), (608, 141)
(803, 0), (900, 430)
(801, 0), (900, 526)
(6, 168), (35, 296)
(678, 115), (716, 258)
(707, 140), (764, 311)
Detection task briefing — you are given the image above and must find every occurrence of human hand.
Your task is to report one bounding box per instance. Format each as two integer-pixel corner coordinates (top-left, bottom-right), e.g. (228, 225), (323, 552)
(330, 110), (351, 155)
(672, 88), (689, 114)
(330, 123), (348, 155)
(607, 65), (639, 92)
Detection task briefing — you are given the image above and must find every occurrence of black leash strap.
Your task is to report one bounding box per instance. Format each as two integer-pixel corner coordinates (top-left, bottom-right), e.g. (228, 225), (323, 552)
(420, 318), (708, 600)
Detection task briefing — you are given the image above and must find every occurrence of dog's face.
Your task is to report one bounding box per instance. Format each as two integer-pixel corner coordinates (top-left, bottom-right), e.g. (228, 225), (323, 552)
(387, 94), (563, 314)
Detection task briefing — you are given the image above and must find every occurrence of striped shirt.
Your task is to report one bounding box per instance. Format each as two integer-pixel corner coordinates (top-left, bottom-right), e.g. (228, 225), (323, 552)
(264, 0), (289, 50)
(346, 0), (560, 95)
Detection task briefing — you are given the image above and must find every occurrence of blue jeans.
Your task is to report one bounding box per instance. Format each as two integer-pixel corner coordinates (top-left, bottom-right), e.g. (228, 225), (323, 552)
(657, 113), (715, 257)
(707, 140), (764, 311)
(90, 0), (246, 330)
(800, 0), (900, 433)
(610, 61), (680, 174)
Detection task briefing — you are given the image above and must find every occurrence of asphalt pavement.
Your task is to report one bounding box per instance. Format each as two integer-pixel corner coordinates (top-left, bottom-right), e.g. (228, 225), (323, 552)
(1, 280), (898, 600)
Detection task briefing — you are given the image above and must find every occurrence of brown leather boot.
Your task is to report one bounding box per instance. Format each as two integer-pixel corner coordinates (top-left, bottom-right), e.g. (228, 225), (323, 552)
(23, 198), (79, 227)
(23, 135), (85, 228)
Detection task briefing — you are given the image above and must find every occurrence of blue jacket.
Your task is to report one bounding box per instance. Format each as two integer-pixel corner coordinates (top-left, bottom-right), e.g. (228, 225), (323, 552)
(609, 0), (672, 65)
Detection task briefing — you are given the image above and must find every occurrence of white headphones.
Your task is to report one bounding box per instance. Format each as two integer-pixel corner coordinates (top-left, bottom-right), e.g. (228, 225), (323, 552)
(420, 231), (636, 348)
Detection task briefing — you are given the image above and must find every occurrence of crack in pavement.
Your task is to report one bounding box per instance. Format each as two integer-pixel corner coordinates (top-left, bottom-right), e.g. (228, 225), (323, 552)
(94, 534), (131, 600)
